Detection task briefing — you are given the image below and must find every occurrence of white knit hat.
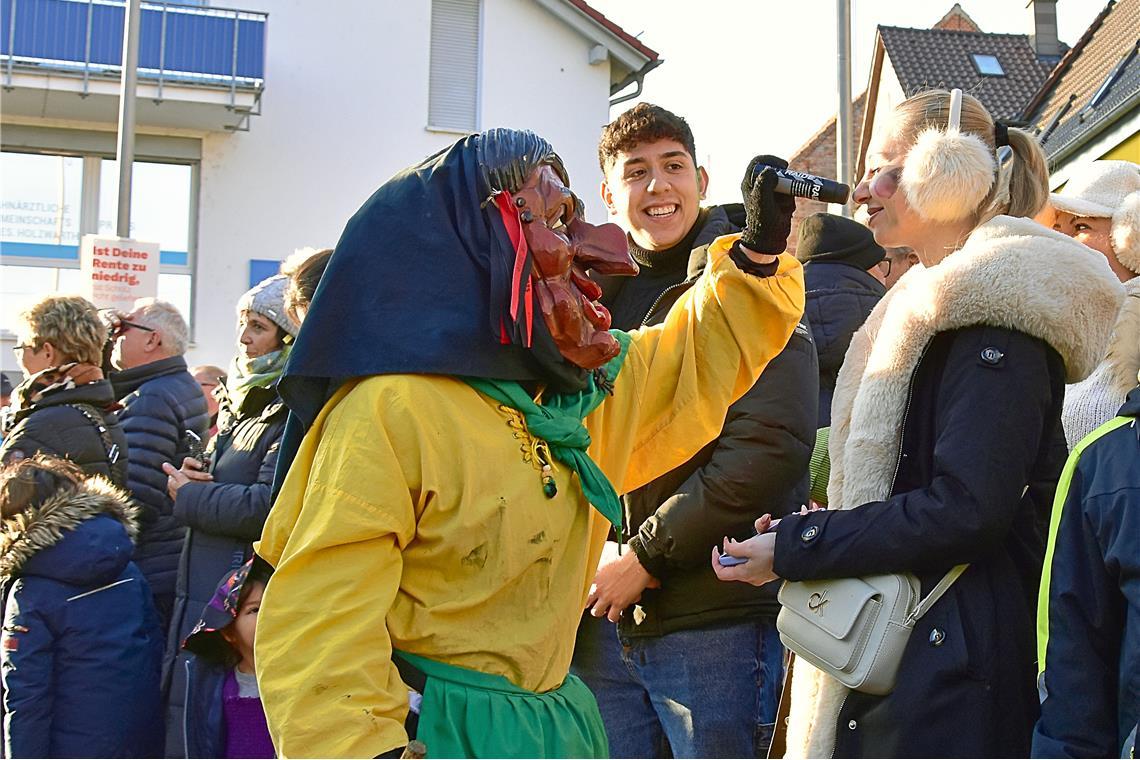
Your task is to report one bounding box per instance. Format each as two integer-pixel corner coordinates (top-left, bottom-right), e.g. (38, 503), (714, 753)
(236, 274), (299, 337)
(1050, 160), (1140, 274)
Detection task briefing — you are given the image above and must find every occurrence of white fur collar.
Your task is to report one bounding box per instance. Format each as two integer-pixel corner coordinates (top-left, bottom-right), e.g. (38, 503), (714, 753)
(785, 215), (1125, 758)
(1102, 277), (1140, 397)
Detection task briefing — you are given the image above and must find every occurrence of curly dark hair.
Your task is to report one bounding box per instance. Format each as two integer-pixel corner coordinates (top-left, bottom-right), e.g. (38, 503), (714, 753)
(598, 103), (697, 174)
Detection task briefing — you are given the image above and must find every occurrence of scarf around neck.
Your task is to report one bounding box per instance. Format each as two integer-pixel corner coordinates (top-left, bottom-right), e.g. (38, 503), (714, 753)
(227, 347), (290, 413)
(462, 330), (631, 528)
(13, 362), (104, 413)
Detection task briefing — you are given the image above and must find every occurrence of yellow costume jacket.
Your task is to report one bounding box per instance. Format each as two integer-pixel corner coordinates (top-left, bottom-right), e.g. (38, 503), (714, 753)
(254, 234), (804, 757)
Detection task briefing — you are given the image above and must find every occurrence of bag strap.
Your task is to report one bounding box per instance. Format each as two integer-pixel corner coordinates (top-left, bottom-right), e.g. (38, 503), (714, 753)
(907, 564), (968, 625)
(63, 403), (125, 484)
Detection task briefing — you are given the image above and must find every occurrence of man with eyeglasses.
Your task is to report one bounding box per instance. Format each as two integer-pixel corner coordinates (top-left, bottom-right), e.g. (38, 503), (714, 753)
(796, 212), (888, 428)
(103, 299), (209, 634)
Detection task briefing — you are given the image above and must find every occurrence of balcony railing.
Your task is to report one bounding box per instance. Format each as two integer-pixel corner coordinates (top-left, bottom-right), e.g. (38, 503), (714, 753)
(1, 0), (266, 103)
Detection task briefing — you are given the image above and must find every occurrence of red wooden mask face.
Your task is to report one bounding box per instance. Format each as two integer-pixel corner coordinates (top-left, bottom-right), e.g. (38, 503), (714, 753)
(512, 165), (638, 369)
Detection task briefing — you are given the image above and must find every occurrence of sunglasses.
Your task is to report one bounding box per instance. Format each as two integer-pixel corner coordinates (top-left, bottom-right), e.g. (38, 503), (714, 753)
(115, 319), (157, 337)
(869, 167), (902, 200)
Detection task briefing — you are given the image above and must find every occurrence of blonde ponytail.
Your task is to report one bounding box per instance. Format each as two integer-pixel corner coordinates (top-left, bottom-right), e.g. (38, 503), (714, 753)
(1002, 127), (1049, 219)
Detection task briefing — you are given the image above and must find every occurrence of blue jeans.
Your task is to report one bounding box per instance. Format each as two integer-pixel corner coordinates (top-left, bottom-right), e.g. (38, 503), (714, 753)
(571, 614), (784, 758)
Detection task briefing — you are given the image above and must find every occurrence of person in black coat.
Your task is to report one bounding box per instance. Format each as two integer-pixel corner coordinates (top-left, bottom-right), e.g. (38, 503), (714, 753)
(160, 274), (295, 757)
(712, 90), (1126, 758)
(573, 103), (815, 758)
(0, 455), (163, 758)
(798, 213), (887, 427)
(1, 295), (126, 486)
(107, 298), (210, 631)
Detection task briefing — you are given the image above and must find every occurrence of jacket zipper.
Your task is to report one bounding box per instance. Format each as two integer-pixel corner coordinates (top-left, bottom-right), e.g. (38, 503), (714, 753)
(183, 658), (192, 755)
(642, 282), (693, 327)
(830, 692), (850, 758)
(887, 343), (930, 495)
(828, 343), (929, 757)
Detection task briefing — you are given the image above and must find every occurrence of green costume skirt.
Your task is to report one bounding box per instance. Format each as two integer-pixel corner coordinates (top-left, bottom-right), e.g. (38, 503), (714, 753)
(393, 650), (608, 759)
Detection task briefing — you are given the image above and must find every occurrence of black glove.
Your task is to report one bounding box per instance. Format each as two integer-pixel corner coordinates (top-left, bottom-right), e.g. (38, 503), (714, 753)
(739, 155), (796, 254)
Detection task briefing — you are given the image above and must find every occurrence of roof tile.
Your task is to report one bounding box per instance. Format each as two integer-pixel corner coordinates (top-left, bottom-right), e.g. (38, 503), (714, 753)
(879, 25), (1059, 119)
(1024, 0), (1139, 159)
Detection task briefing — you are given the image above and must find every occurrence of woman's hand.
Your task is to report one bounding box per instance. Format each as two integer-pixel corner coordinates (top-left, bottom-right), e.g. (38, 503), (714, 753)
(162, 457), (213, 501)
(711, 513), (780, 586)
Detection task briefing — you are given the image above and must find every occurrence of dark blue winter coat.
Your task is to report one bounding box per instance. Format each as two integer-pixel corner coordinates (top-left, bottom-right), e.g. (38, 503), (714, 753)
(1033, 386), (1140, 758)
(802, 261), (884, 427)
(183, 656), (227, 759)
(113, 356), (209, 626)
(0, 376), (128, 486)
(163, 382), (286, 757)
(0, 478), (164, 758)
(775, 326), (1070, 758)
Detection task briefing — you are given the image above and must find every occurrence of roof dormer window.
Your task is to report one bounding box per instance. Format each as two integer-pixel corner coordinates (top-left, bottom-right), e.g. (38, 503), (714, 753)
(971, 54), (1005, 76)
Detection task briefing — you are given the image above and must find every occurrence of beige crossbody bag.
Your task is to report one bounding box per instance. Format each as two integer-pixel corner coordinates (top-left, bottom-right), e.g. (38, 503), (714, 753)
(776, 564), (967, 696)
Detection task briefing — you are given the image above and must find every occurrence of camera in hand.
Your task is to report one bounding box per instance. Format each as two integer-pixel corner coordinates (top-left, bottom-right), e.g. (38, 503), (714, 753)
(751, 164), (851, 205)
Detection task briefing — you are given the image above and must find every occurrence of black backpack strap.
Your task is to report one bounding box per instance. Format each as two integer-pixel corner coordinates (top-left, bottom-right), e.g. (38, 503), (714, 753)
(63, 403), (126, 486)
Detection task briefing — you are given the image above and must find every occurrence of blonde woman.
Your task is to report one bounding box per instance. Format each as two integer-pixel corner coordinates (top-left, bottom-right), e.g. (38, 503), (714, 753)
(713, 90), (1124, 757)
(1, 295), (126, 485)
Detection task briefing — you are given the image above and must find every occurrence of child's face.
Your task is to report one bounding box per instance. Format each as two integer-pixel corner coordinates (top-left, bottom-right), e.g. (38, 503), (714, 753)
(222, 580), (264, 670)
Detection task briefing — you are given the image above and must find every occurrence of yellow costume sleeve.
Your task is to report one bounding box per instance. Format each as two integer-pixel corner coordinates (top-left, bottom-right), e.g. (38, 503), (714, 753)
(254, 381), (420, 759)
(587, 233), (805, 494)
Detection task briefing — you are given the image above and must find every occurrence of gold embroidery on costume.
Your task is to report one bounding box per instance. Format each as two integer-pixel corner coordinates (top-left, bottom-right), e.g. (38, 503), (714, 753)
(500, 405), (558, 498)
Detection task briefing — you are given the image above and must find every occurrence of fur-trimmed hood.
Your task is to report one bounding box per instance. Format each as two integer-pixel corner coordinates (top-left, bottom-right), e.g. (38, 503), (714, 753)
(0, 477), (140, 584)
(785, 215), (1125, 759)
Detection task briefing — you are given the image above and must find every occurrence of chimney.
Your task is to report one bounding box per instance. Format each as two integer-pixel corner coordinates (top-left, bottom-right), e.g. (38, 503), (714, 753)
(1027, 0), (1063, 58)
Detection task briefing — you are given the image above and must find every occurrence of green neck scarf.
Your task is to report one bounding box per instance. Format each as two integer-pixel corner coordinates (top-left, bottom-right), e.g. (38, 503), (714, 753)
(227, 345), (291, 413)
(463, 331), (631, 529)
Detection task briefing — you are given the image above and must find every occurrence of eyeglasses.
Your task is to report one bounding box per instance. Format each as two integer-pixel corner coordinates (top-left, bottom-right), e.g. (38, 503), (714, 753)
(869, 167), (901, 200)
(856, 164), (903, 201)
(877, 258), (893, 278)
(115, 319), (156, 337)
(12, 343), (38, 354)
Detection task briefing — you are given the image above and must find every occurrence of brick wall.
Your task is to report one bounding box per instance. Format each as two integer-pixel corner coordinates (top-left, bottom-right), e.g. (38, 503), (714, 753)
(786, 93), (867, 257)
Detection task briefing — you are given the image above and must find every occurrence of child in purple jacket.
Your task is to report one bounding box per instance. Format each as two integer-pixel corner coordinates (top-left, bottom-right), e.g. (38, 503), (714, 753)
(182, 559), (274, 758)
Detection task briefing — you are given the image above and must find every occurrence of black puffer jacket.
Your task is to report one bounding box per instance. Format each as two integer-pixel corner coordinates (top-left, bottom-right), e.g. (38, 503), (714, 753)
(620, 241), (817, 636)
(112, 356), (209, 625)
(802, 260), (884, 427)
(0, 377), (127, 486)
(162, 381), (286, 758)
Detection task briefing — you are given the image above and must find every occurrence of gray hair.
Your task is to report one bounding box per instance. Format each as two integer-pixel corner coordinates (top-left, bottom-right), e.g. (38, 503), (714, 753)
(133, 298), (190, 356)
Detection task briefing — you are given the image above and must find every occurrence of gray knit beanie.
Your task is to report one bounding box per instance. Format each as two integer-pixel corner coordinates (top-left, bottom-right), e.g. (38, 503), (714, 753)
(237, 274), (298, 337)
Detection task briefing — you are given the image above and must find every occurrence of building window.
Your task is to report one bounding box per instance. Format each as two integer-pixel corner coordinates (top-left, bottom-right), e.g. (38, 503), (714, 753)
(971, 54), (1005, 76)
(428, 0), (481, 133)
(1, 150), (196, 335)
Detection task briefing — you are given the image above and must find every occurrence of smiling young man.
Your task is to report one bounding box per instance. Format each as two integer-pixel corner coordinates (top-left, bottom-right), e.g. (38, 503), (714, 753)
(571, 103), (818, 758)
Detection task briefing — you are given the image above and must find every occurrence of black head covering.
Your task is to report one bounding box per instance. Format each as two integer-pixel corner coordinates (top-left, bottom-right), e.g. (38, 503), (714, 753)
(278, 128), (589, 438)
(796, 212), (885, 271)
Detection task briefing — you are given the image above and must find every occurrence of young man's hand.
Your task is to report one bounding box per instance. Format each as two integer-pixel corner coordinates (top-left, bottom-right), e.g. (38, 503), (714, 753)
(586, 545), (660, 623)
(739, 154), (796, 258)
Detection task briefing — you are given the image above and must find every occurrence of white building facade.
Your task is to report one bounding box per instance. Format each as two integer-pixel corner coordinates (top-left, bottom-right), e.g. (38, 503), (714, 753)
(1, 0), (658, 371)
